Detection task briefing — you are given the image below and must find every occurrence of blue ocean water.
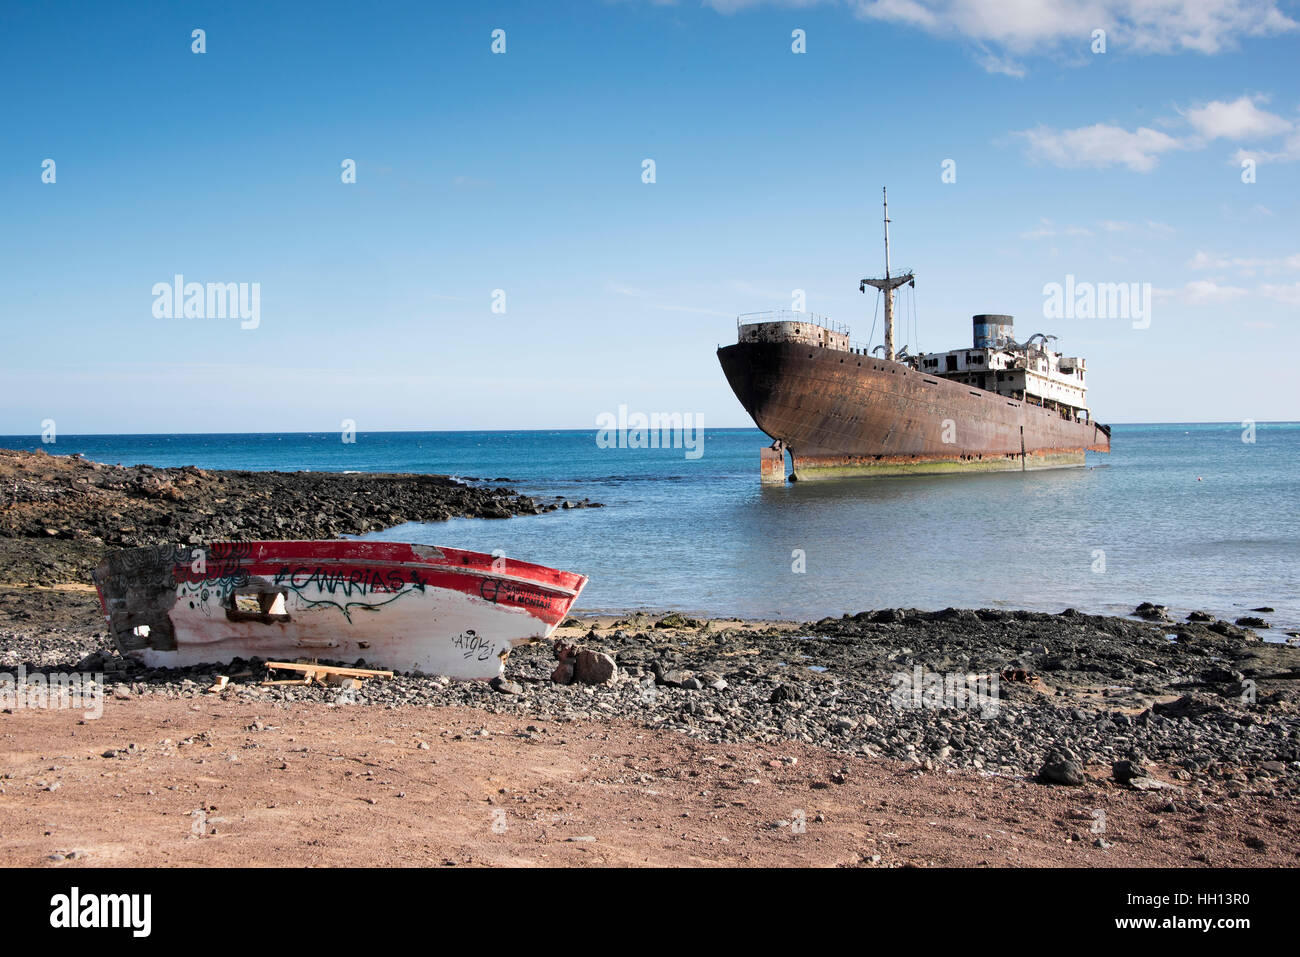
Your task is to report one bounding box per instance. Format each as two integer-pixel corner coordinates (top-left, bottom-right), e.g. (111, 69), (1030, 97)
(4, 425), (1297, 630)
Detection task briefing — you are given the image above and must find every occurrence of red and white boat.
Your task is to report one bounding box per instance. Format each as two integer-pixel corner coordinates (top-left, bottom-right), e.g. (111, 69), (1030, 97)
(93, 541), (588, 680)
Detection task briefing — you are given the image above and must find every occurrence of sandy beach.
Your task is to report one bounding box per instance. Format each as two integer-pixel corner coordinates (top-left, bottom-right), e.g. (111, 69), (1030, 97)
(4, 692), (1294, 869)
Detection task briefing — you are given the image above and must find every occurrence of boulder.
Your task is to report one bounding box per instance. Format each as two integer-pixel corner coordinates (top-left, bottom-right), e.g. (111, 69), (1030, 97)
(1133, 602), (1170, 621)
(1112, 758), (1150, 784)
(1039, 756), (1086, 786)
(573, 650), (617, 685)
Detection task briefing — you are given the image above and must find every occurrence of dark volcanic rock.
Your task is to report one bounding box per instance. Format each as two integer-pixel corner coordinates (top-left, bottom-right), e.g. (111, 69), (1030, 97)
(769, 684), (798, 704)
(489, 676), (523, 695)
(1153, 694), (1226, 719)
(1112, 758), (1151, 784)
(1039, 756), (1086, 786)
(0, 448), (600, 586)
(551, 659), (575, 685)
(654, 613), (703, 630)
(1134, 602), (1171, 621)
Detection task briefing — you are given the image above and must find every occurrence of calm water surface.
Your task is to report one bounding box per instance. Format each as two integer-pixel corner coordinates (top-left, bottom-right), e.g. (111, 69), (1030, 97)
(5, 424), (1296, 630)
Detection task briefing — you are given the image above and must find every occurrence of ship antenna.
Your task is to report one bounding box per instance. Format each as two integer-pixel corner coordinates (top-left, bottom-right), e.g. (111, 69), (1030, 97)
(859, 186), (914, 362)
(883, 186), (892, 284)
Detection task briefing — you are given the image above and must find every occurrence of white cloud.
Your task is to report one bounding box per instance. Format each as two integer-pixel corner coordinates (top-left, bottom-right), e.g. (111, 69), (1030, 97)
(703, 1), (1298, 64)
(975, 49), (1026, 78)
(1025, 219), (1174, 241)
(1188, 251), (1300, 273)
(1099, 220), (1176, 234)
(1183, 279), (1250, 304)
(1259, 282), (1300, 305)
(1017, 98), (1298, 172)
(1017, 123), (1183, 172)
(1021, 218), (1055, 239)
(704, 0), (827, 11)
(1232, 129), (1300, 164)
(1183, 96), (1292, 140)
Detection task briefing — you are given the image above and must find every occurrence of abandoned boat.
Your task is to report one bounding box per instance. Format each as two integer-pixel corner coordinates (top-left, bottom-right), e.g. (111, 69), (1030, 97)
(92, 541), (588, 680)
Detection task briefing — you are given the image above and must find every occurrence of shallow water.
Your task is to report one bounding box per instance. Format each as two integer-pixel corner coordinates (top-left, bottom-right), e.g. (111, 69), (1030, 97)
(6, 423), (1296, 630)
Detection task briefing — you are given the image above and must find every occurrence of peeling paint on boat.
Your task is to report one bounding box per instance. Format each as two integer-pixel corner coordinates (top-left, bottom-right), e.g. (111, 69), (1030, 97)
(92, 541), (587, 680)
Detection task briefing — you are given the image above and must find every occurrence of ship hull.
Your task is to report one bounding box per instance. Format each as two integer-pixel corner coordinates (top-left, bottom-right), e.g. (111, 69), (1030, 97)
(718, 341), (1109, 481)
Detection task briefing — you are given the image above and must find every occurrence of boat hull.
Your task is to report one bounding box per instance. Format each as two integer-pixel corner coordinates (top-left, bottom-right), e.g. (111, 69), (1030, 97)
(717, 341), (1109, 480)
(92, 541), (588, 679)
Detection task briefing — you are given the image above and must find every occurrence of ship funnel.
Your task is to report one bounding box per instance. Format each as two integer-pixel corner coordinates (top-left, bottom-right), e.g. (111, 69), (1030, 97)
(972, 314), (1013, 350)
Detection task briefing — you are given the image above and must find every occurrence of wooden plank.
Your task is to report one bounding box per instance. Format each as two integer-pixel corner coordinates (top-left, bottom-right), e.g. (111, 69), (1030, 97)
(264, 661), (394, 679)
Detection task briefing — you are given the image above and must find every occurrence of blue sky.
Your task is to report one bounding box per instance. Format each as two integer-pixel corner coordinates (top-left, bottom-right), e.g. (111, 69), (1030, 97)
(2, 0), (1298, 432)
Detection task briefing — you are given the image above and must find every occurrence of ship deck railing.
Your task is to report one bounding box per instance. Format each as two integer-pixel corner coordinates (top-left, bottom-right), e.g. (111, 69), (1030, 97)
(736, 310), (851, 338)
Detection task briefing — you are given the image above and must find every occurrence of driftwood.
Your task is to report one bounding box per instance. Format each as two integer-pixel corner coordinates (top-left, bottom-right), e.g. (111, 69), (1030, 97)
(261, 661), (394, 687)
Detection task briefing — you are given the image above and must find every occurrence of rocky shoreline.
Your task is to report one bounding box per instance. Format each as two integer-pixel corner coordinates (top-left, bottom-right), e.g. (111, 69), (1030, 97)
(0, 448), (599, 585)
(3, 590), (1296, 805)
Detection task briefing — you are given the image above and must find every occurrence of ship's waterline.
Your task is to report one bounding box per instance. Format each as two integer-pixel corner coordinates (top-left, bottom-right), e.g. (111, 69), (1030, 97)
(784, 450), (1086, 481)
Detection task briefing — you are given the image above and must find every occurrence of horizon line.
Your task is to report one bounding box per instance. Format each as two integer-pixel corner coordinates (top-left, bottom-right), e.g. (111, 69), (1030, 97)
(3, 420), (1297, 439)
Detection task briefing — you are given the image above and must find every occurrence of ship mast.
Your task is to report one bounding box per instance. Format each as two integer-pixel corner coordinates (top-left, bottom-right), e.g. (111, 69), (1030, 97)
(860, 187), (914, 361)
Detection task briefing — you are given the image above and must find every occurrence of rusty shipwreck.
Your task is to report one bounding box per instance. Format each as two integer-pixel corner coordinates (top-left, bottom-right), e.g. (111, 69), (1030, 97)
(718, 189), (1111, 481)
(93, 541), (587, 680)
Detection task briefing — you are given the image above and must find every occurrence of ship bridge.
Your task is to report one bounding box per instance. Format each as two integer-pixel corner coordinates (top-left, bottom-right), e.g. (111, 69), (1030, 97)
(917, 315), (1092, 423)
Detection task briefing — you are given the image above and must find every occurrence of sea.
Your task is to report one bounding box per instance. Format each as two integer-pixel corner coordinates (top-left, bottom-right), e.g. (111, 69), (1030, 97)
(4, 424), (1297, 632)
